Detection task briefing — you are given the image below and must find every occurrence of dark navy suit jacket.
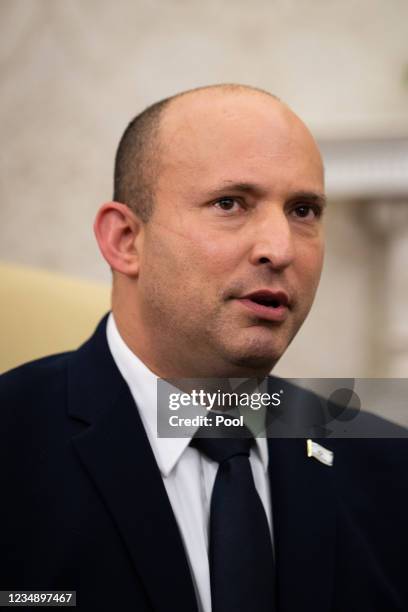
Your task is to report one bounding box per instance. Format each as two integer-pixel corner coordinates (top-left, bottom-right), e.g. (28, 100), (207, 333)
(1, 316), (407, 611)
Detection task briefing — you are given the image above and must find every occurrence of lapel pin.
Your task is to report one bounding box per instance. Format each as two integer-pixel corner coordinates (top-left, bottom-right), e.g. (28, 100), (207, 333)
(306, 439), (334, 467)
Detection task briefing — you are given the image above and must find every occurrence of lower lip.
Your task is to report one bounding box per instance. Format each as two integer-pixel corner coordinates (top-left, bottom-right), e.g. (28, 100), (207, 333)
(237, 298), (289, 322)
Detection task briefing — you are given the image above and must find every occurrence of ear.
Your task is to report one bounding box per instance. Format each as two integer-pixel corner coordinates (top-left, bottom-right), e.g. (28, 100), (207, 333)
(94, 202), (143, 276)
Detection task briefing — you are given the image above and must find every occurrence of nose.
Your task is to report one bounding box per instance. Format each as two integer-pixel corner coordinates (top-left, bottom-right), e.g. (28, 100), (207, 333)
(248, 206), (295, 271)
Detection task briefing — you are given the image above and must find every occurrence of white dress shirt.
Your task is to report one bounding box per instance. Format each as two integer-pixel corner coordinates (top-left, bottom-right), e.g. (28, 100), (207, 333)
(106, 313), (273, 612)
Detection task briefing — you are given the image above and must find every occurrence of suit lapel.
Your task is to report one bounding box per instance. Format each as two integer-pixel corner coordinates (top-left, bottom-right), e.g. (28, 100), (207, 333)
(267, 436), (337, 612)
(67, 316), (198, 612)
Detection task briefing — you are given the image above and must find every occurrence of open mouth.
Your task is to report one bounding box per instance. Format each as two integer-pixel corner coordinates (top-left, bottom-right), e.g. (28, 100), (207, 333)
(243, 290), (289, 309)
(249, 295), (282, 308)
(236, 290), (290, 321)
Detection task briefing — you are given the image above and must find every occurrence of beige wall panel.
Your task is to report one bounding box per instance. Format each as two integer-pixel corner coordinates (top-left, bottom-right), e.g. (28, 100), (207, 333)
(1, 0), (407, 376)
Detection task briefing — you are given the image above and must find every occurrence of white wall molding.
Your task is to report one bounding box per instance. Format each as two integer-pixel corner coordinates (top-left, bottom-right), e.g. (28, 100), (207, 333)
(320, 138), (408, 199)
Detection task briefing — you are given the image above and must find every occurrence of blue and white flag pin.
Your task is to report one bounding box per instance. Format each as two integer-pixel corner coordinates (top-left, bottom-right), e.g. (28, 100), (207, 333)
(306, 439), (334, 467)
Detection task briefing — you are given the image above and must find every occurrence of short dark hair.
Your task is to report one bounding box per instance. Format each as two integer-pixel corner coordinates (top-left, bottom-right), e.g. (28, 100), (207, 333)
(113, 96), (171, 222)
(113, 84), (279, 222)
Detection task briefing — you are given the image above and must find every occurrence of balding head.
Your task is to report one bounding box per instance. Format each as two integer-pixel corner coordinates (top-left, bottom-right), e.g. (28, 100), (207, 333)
(113, 84), (320, 222)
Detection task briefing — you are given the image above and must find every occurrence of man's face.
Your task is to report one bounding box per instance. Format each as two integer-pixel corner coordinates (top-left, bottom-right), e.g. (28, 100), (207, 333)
(135, 92), (325, 377)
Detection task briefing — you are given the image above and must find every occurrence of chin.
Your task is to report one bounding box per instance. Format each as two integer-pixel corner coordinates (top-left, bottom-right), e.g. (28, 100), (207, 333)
(224, 337), (288, 375)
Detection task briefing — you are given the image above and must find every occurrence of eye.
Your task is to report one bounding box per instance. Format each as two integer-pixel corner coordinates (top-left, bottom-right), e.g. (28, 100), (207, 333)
(292, 204), (323, 220)
(213, 197), (243, 213)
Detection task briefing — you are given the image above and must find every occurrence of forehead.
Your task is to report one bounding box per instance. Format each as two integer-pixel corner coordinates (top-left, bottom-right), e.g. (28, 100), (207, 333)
(157, 91), (324, 194)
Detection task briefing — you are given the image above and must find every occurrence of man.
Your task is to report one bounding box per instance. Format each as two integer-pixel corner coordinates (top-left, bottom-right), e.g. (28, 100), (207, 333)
(1, 85), (407, 612)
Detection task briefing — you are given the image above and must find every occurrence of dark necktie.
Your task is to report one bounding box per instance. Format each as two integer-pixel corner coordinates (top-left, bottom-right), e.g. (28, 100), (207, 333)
(191, 426), (276, 612)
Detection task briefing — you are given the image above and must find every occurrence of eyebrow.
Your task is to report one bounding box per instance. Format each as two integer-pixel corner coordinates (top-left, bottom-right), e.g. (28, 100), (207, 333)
(206, 181), (327, 207)
(287, 191), (327, 208)
(206, 181), (265, 198)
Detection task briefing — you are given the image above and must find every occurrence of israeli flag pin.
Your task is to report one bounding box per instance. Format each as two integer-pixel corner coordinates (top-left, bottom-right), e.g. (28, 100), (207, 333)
(307, 439), (334, 467)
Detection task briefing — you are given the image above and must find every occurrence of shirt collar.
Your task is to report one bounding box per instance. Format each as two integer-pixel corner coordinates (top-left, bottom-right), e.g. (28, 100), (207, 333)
(106, 313), (269, 477)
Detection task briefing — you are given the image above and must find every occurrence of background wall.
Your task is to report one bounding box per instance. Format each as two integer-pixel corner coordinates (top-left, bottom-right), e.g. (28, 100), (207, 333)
(1, 0), (408, 377)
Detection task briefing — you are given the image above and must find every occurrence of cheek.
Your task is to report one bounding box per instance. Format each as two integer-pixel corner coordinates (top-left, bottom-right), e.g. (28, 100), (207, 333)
(140, 229), (239, 306)
(157, 223), (240, 281)
(189, 233), (239, 276)
(296, 240), (325, 290)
